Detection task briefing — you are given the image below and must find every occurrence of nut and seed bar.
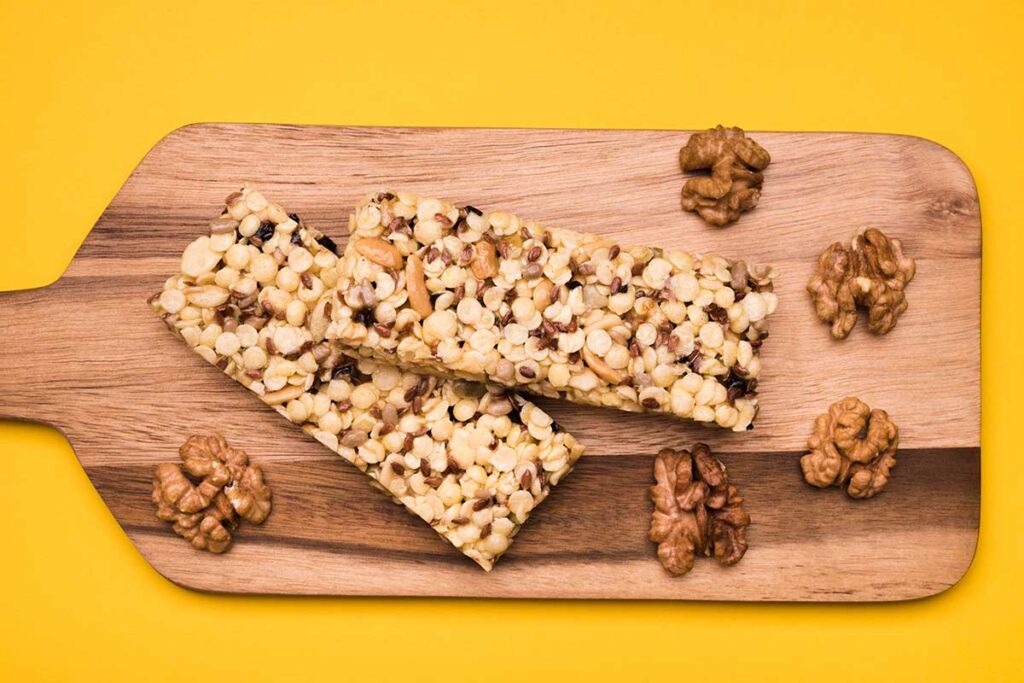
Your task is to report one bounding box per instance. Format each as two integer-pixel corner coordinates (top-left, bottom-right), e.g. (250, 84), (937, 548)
(150, 187), (584, 570)
(328, 191), (778, 431)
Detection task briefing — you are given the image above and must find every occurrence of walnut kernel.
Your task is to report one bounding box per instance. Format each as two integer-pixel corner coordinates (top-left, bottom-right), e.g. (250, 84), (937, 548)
(801, 397), (899, 499)
(679, 125), (771, 226)
(807, 228), (916, 339)
(649, 443), (750, 576)
(152, 434), (272, 553)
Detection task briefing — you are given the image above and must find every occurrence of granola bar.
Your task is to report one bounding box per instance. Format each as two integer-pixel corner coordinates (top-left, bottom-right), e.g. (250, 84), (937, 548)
(328, 191), (777, 431)
(150, 187), (584, 570)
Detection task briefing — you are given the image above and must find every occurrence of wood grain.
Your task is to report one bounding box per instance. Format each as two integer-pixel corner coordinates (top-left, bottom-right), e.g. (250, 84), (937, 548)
(0, 124), (980, 600)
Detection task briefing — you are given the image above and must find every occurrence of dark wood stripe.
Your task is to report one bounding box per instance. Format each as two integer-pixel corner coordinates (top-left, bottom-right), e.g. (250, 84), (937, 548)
(91, 447), (979, 561)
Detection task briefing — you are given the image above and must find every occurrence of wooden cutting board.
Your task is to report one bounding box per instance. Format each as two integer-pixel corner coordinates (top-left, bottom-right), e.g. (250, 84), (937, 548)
(0, 124), (980, 601)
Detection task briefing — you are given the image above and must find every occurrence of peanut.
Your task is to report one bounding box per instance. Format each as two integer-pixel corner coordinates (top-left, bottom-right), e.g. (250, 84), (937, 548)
(581, 346), (626, 385)
(262, 383), (306, 405)
(471, 241), (498, 280)
(355, 237), (403, 270)
(532, 279), (554, 311)
(406, 254), (432, 318)
(186, 285), (230, 308)
(181, 236), (221, 279)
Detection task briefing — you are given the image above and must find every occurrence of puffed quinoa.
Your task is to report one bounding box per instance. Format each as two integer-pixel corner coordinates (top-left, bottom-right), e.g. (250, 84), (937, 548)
(329, 191), (778, 431)
(151, 187), (584, 570)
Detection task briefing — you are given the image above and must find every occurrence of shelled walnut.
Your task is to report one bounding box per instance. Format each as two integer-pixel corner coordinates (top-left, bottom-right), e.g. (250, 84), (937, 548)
(152, 434), (272, 553)
(807, 228), (916, 339)
(800, 397), (899, 499)
(648, 444), (750, 576)
(679, 125), (771, 226)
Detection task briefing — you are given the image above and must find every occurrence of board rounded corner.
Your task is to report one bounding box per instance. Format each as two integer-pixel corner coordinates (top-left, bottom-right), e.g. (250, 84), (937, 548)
(894, 535), (980, 604)
(150, 121), (216, 152)
(140, 548), (235, 596)
(895, 133), (980, 198)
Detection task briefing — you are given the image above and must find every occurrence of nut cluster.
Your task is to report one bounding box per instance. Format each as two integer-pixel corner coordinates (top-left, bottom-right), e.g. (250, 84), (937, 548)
(678, 125), (771, 226)
(329, 191), (777, 431)
(152, 434), (271, 553)
(150, 188), (583, 570)
(648, 444), (750, 576)
(807, 228), (916, 339)
(801, 397), (899, 499)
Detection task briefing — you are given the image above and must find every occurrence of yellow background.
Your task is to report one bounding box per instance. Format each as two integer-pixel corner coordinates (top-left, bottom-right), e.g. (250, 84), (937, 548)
(1, 0), (1020, 680)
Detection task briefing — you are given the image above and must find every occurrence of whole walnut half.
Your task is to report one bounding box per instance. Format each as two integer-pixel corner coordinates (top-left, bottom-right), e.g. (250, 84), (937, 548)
(152, 434), (272, 553)
(649, 444), (751, 576)
(679, 125), (771, 226)
(808, 228), (916, 339)
(800, 397), (899, 499)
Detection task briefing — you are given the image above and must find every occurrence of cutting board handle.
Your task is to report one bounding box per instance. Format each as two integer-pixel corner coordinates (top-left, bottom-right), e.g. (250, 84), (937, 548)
(0, 283), (67, 425)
